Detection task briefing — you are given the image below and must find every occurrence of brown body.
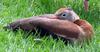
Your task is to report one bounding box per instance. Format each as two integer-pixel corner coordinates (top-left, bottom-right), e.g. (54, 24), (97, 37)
(29, 18), (93, 43)
(74, 19), (93, 40)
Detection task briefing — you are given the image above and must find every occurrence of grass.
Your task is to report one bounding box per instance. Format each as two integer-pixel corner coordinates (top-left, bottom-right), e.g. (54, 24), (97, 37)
(0, 0), (100, 52)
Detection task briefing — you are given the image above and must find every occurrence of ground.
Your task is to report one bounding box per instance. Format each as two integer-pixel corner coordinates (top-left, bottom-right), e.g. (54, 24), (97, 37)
(0, 0), (100, 52)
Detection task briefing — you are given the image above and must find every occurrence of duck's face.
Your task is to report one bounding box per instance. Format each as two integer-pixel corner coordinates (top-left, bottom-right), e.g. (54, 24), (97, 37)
(55, 7), (80, 22)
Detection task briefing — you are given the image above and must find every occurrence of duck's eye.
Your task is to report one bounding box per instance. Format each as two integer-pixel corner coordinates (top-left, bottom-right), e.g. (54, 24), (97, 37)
(61, 13), (68, 17)
(62, 13), (66, 16)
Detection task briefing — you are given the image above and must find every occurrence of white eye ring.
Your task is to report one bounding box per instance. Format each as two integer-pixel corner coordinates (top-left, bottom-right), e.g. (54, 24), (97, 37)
(62, 13), (66, 16)
(61, 13), (68, 17)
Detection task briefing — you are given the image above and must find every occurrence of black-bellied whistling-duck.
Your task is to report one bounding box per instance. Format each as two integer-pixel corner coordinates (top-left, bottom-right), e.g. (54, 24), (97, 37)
(4, 7), (93, 44)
